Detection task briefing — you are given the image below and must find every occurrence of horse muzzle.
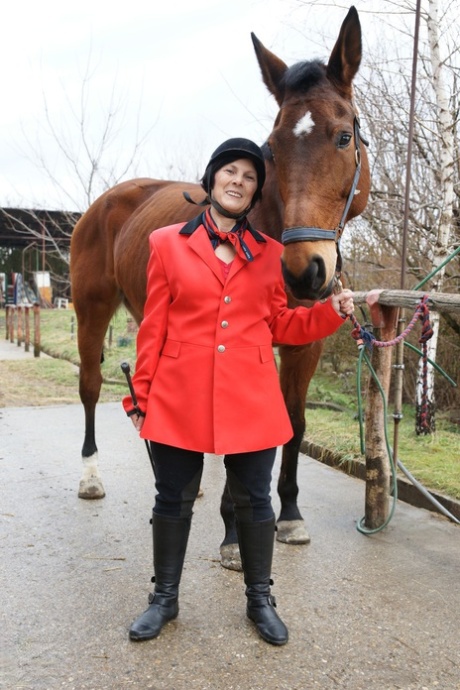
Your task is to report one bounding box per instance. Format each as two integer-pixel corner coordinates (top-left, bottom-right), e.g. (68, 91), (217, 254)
(281, 255), (337, 301)
(281, 226), (341, 301)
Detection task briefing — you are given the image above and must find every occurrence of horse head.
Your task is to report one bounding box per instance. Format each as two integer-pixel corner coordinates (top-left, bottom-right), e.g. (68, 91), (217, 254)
(251, 5), (370, 300)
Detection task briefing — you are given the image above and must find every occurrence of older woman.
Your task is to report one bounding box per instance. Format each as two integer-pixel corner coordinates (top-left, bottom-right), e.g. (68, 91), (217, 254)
(123, 138), (354, 646)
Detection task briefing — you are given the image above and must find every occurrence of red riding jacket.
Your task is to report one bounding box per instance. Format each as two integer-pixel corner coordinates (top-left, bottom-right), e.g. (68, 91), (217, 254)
(122, 218), (345, 454)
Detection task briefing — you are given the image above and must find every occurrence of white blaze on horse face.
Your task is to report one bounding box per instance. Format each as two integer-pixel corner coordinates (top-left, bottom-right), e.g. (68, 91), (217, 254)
(294, 111), (315, 137)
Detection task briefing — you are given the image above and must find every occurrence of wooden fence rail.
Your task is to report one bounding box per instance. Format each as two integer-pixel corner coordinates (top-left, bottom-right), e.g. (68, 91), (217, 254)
(352, 289), (460, 313)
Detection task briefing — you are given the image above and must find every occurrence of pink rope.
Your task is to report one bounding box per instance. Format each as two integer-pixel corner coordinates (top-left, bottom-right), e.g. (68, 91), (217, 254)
(350, 294), (434, 431)
(349, 294), (432, 348)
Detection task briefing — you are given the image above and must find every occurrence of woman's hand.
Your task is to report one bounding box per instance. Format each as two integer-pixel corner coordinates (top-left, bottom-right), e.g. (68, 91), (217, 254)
(130, 412), (145, 432)
(330, 289), (354, 317)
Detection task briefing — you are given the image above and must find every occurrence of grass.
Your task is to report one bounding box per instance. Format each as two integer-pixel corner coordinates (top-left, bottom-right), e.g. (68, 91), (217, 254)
(3, 307), (460, 500)
(305, 365), (460, 501)
(0, 307), (134, 406)
(39, 307), (136, 397)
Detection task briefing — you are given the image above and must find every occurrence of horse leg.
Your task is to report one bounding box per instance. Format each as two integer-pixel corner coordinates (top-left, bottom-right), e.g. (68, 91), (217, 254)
(276, 341), (323, 544)
(76, 297), (121, 499)
(219, 479), (241, 571)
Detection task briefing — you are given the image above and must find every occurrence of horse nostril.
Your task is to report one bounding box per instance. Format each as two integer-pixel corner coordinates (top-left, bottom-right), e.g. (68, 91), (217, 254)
(309, 258), (326, 290)
(281, 257), (328, 300)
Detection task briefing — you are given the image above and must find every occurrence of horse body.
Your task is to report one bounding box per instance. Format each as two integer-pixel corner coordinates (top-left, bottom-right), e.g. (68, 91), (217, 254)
(70, 6), (369, 564)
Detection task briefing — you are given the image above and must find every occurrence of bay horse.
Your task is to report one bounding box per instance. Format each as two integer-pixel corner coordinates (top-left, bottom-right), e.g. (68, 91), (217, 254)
(70, 6), (370, 569)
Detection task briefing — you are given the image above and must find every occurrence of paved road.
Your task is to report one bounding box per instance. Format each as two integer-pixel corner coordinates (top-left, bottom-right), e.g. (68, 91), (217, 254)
(1, 338), (459, 689)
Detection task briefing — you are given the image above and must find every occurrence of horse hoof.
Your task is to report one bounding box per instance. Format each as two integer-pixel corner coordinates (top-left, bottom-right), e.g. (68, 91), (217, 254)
(220, 543), (242, 571)
(78, 478), (106, 499)
(276, 520), (311, 545)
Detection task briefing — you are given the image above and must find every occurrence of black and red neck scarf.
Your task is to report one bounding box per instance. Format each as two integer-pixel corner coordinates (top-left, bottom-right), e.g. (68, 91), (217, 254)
(202, 209), (254, 262)
(179, 211), (267, 258)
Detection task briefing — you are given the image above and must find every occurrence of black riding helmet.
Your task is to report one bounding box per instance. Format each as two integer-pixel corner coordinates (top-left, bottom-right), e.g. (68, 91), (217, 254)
(183, 138), (266, 219)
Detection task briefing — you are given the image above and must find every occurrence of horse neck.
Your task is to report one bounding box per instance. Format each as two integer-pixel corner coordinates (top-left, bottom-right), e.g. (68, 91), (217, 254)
(249, 163), (284, 242)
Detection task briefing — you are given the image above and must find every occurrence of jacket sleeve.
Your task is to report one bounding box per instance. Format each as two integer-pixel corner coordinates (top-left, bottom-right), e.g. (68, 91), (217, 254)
(267, 273), (345, 344)
(122, 233), (171, 415)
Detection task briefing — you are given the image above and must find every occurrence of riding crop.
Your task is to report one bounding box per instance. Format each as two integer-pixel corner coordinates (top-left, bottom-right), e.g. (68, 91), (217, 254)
(120, 361), (156, 478)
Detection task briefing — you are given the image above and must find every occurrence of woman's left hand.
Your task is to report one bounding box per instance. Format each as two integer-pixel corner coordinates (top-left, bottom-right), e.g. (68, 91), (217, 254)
(331, 289), (354, 317)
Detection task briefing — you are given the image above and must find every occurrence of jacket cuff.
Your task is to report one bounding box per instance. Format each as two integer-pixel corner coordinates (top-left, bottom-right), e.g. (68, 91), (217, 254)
(122, 395), (145, 417)
(126, 408), (145, 418)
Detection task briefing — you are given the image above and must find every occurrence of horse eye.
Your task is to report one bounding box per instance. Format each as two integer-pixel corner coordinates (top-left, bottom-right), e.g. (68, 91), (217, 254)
(337, 132), (352, 148)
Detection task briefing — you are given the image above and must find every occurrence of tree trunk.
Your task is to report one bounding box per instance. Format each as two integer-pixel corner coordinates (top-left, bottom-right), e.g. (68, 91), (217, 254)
(415, 0), (455, 433)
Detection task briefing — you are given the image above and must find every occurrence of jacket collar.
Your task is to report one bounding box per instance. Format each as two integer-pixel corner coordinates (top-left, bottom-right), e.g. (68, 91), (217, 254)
(179, 213), (267, 284)
(179, 212), (267, 245)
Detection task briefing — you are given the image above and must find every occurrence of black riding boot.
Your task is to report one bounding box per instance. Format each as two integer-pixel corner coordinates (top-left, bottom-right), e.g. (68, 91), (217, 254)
(236, 517), (289, 646)
(129, 513), (191, 641)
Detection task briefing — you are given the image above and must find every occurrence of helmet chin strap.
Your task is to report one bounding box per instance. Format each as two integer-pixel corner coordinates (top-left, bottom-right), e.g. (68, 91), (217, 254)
(210, 195), (253, 221)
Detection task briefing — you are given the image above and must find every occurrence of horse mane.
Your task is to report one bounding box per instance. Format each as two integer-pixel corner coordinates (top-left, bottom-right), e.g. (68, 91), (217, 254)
(282, 60), (326, 95)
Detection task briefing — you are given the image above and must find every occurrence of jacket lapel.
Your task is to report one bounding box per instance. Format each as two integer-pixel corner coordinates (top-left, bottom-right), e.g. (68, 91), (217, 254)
(180, 217), (225, 283)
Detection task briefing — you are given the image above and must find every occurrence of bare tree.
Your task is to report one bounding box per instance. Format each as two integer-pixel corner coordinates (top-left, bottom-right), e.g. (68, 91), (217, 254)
(23, 51), (155, 212)
(1, 52), (156, 299)
(332, 0), (459, 428)
(412, 0), (457, 432)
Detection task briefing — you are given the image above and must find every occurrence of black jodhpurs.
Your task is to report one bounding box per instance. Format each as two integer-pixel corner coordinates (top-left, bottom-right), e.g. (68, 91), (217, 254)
(150, 442), (276, 523)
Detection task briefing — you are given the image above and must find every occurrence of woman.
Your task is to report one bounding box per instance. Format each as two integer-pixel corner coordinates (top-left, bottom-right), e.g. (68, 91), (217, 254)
(123, 138), (354, 646)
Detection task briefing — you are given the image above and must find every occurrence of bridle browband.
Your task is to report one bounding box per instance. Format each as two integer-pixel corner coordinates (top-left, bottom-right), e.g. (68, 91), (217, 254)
(281, 116), (366, 251)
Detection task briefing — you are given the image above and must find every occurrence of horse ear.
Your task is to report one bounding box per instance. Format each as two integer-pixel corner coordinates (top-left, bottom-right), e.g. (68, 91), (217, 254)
(326, 6), (362, 93)
(251, 32), (288, 107)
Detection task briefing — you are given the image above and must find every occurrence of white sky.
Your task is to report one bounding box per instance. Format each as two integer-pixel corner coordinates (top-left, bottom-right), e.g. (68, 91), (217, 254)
(1, 1), (454, 211)
(1, 0), (365, 211)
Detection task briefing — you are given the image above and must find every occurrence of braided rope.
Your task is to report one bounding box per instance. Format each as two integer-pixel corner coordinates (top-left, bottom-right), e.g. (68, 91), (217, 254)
(350, 294), (434, 431)
(349, 294), (432, 348)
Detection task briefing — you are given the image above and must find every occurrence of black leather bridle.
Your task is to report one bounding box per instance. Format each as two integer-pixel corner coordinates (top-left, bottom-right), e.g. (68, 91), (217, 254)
(281, 117), (367, 264)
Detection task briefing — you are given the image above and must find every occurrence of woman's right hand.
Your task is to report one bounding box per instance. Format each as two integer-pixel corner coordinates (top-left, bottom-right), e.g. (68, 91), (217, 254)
(130, 413), (145, 432)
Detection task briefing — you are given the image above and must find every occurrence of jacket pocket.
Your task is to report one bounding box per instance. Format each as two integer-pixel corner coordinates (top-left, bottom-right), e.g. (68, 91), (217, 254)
(259, 344), (274, 363)
(161, 339), (181, 358)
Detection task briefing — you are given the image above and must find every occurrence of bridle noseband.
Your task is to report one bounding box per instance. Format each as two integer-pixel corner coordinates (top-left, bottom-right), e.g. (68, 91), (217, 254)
(281, 116), (367, 261)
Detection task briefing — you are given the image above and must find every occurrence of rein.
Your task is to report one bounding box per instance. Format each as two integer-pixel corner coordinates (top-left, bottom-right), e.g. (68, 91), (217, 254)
(281, 116), (365, 256)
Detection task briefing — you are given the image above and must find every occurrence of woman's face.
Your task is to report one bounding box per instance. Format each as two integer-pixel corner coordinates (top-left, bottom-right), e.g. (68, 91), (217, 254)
(212, 158), (258, 216)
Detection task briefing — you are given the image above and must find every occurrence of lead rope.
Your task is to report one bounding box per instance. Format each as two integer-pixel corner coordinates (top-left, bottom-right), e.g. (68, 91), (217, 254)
(350, 294), (433, 430)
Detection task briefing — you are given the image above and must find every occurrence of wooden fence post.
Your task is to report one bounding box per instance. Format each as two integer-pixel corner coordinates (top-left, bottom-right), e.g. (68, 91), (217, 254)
(24, 306), (30, 352)
(33, 304), (41, 358)
(5, 305), (10, 340)
(9, 306), (15, 343)
(363, 293), (399, 529)
(17, 306), (23, 347)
